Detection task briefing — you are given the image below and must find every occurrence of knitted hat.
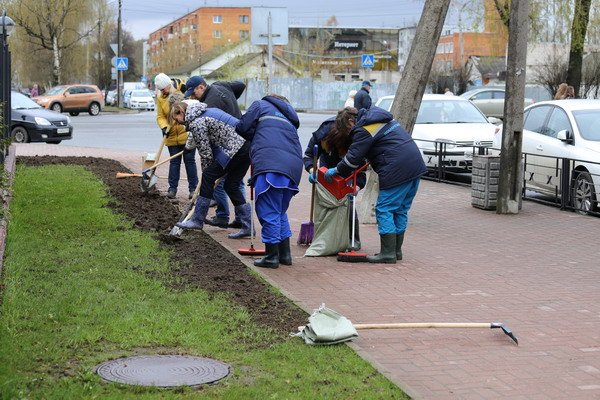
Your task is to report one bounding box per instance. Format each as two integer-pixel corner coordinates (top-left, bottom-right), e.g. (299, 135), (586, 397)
(154, 73), (172, 90)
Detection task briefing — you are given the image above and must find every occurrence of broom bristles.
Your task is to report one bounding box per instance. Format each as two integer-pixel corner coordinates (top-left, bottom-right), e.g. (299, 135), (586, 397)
(337, 250), (368, 263)
(297, 221), (314, 245)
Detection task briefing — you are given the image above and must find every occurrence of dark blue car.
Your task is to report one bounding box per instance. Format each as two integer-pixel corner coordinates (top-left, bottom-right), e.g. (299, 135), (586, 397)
(10, 91), (73, 144)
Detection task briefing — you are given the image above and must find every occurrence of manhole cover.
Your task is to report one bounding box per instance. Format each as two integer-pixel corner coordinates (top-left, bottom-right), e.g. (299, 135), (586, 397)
(96, 355), (230, 387)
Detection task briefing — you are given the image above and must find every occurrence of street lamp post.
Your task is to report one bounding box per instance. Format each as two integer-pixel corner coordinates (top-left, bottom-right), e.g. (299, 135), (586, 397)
(0, 12), (15, 161)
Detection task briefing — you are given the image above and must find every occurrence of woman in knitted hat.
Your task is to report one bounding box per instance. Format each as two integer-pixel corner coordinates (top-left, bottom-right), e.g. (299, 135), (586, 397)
(154, 72), (198, 199)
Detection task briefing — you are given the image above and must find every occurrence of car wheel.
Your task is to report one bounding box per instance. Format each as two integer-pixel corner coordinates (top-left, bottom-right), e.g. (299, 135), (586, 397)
(50, 103), (62, 113)
(88, 102), (101, 116)
(69, 111), (80, 116)
(49, 141), (62, 144)
(11, 126), (29, 143)
(572, 171), (596, 214)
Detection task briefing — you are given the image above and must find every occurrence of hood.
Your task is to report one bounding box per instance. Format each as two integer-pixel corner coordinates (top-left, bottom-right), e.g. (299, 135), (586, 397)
(314, 117), (336, 141)
(184, 102), (208, 128)
(214, 81), (246, 99)
(357, 106), (393, 127)
(264, 96), (300, 128)
(12, 107), (69, 123)
(414, 122), (497, 148)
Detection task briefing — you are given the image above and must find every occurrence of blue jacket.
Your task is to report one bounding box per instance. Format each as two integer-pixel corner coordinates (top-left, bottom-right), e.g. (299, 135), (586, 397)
(353, 87), (372, 111)
(303, 117), (366, 188)
(236, 96), (303, 185)
(336, 106), (426, 190)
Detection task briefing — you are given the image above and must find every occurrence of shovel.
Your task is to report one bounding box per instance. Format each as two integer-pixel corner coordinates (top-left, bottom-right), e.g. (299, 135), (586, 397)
(294, 304), (518, 346)
(140, 150), (184, 194)
(169, 180), (202, 238)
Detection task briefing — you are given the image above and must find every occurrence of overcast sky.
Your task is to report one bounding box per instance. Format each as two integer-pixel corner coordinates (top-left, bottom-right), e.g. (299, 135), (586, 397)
(120, 0), (439, 40)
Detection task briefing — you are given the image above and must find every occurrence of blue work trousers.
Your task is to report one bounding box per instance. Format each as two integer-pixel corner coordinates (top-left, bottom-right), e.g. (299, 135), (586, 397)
(375, 177), (420, 235)
(167, 145), (198, 193)
(255, 186), (295, 244)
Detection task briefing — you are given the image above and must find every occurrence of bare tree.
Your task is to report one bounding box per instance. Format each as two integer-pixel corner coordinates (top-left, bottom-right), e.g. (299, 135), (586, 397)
(532, 54), (568, 97)
(454, 61), (473, 95)
(581, 52), (600, 98)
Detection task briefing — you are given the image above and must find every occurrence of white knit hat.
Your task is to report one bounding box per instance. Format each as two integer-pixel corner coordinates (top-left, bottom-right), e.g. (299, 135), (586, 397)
(154, 73), (172, 90)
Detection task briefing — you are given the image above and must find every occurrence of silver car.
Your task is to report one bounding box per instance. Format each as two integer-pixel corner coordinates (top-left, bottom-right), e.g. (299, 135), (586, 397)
(460, 88), (534, 119)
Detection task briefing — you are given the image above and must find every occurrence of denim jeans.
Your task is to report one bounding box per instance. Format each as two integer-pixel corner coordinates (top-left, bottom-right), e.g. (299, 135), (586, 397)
(214, 180), (246, 219)
(199, 141), (250, 206)
(168, 145), (199, 193)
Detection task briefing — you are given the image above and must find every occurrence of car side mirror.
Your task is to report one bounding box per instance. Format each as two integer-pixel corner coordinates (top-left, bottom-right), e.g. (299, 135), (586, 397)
(487, 117), (502, 125)
(557, 129), (573, 144)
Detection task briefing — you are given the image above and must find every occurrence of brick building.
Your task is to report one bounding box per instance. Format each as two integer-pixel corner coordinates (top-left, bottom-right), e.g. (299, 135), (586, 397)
(147, 7), (251, 77)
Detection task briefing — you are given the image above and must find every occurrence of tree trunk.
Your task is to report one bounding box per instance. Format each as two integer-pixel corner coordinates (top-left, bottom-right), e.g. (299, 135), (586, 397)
(390, 0), (452, 134)
(52, 35), (61, 85)
(497, 0), (529, 214)
(566, 0), (592, 97)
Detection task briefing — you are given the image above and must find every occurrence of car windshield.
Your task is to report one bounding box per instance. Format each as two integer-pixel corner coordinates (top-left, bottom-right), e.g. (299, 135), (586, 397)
(44, 86), (66, 95)
(377, 98), (393, 112)
(11, 92), (42, 110)
(573, 109), (600, 141)
(131, 90), (152, 97)
(416, 100), (489, 124)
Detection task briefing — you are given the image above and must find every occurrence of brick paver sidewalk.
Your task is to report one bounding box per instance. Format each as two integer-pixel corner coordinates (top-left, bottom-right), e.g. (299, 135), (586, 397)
(16, 144), (600, 399)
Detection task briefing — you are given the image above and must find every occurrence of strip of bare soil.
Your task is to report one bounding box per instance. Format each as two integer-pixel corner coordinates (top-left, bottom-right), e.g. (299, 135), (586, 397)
(20, 156), (307, 335)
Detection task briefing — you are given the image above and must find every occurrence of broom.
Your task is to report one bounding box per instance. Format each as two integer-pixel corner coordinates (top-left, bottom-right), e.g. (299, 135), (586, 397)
(337, 163), (369, 262)
(238, 165), (266, 256)
(298, 144), (318, 245)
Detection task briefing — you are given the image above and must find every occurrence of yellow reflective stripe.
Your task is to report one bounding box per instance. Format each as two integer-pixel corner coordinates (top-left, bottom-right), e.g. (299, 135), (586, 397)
(363, 123), (386, 136)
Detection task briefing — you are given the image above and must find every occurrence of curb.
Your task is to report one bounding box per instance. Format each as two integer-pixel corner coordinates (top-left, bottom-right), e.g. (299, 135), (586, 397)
(0, 144), (17, 281)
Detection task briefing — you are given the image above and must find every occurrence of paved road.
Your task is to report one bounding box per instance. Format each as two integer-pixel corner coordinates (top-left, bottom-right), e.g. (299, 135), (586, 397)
(63, 111), (335, 153)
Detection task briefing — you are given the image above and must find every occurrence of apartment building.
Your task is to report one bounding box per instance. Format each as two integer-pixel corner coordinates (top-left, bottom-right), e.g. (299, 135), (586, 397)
(147, 7), (251, 76)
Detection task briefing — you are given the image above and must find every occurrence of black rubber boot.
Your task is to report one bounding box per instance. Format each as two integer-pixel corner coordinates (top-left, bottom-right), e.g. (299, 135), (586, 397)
(367, 234), (397, 264)
(205, 216), (229, 228)
(396, 232), (405, 260)
(278, 237), (292, 265)
(254, 243), (279, 269)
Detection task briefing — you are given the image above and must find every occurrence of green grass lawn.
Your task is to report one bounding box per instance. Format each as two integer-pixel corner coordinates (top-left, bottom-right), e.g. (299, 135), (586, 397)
(0, 164), (409, 399)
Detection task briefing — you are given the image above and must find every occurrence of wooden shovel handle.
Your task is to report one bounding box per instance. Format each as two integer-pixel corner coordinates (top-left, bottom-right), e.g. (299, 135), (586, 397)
(143, 150), (184, 173)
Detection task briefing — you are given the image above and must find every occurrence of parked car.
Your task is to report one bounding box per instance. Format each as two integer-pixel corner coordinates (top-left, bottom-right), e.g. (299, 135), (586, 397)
(10, 91), (73, 144)
(122, 90), (132, 108)
(106, 90), (117, 106)
(492, 99), (600, 213)
(375, 94), (499, 172)
(127, 89), (155, 111)
(460, 88), (534, 119)
(33, 84), (104, 116)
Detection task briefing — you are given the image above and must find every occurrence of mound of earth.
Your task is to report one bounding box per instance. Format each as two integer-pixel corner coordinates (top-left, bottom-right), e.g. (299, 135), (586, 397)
(20, 156), (307, 336)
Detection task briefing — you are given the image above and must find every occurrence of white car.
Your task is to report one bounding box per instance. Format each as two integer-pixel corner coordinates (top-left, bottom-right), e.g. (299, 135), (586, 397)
(375, 94), (499, 173)
(493, 99), (600, 213)
(128, 90), (155, 111)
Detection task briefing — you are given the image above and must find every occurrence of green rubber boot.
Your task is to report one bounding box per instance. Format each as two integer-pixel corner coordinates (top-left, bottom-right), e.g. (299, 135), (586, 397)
(367, 234), (397, 264)
(396, 232), (405, 260)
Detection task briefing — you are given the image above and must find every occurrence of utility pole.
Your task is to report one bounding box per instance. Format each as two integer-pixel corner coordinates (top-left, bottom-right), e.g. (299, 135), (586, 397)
(117, 0), (122, 108)
(497, 0), (529, 214)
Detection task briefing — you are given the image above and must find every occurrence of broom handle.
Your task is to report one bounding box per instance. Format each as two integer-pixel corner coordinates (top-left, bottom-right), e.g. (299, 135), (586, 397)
(309, 144), (318, 223)
(249, 164), (256, 247)
(353, 322), (493, 330)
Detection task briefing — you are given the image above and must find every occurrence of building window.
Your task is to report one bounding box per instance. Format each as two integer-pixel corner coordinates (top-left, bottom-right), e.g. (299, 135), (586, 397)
(213, 15), (222, 23)
(240, 30), (249, 39)
(239, 15), (249, 24)
(213, 30), (222, 39)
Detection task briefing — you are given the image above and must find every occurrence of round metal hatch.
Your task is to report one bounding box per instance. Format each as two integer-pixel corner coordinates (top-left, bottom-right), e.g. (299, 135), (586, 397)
(96, 355), (230, 387)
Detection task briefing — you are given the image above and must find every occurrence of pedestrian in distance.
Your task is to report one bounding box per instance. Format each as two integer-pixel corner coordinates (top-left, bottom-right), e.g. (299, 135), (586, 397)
(303, 107), (366, 249)
(154, 73), (199, 200)
(554, 83), (568, 100)
(353, 80), (372, 111)
(185, 75), (247, 231)
(344, 89), (357, 108)
(235, 94), (303, 269)
(171, 101), (252, 239)
(566, 85), (576, 99)
(444, 87), (454, 96)
(323, 106), (427, 264)
(30, 84), (39, 98)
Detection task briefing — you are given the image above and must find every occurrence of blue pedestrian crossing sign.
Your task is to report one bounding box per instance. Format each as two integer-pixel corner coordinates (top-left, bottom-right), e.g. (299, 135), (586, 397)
(361, 54), (375, 68)
(116, 57), (129, 71)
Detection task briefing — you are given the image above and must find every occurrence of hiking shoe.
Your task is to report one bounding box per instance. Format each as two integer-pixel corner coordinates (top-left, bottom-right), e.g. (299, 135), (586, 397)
(167, 189), (177, 199)
(228, 220), (242, 229)
(204, 216), (229, 228)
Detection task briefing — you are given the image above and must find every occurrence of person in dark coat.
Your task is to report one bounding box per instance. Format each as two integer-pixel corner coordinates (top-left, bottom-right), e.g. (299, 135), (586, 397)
(353, 80), (372, 111)
(303, 107), (365, 249)
(236, 94), (303, 269)
(171, 101), (251, 238)
(324, 106), (427, 264)
(185, 76), (248, 233)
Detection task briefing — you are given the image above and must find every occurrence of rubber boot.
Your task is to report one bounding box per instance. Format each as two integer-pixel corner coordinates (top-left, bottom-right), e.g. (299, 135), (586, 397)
(254, 243), (279, 269)
(396, 232), (405, 260)
(227, 203), (253, 239)
(176, 196), (211, 230)
(278, 237), (292, 265)
(367, 234), (397, 264)
(205, 215), (229, 228)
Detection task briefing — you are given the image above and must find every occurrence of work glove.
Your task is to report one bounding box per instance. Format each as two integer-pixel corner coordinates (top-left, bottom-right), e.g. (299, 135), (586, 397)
(324, 167), (338, 182)
(161, 127), (168, 136)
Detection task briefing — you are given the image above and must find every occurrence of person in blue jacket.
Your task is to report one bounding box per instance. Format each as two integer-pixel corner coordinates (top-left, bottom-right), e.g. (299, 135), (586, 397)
(236, 94), (303, 269)
(171, 101), (252, 238)
(324, 106), (427, 264)
(353, 80), (372, 111)
(303, 107), (365, 249)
